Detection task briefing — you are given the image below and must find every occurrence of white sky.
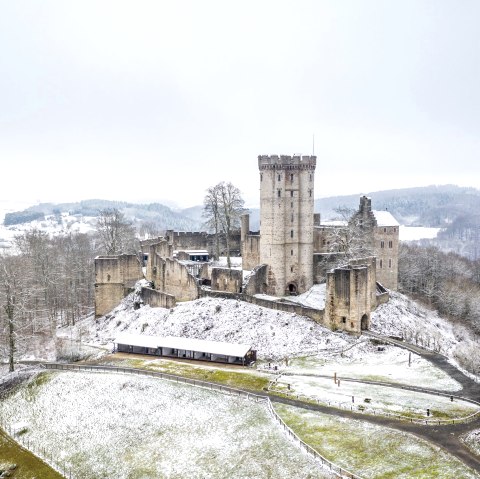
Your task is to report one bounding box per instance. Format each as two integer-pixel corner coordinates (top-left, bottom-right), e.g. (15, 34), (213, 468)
(1, 1), (479, 208)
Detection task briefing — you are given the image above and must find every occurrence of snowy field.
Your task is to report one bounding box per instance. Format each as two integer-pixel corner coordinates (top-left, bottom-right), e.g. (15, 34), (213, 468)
(287, 343), (461, 391)
(272, 374), (478, 420)
(276, 404), (480, 479)
(0, 211), (96, 250)
(464, 429), (480, 457)
(0, 371), (332, 479)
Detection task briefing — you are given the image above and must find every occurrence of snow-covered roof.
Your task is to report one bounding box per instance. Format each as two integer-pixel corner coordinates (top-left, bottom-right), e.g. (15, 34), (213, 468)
(114, 333), (253, 358)
(372, 210), (399, 227)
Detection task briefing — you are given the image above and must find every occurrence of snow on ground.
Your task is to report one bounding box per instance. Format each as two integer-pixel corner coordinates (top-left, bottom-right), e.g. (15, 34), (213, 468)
(273, 374), (477, 419)
(399, 225), (441, 241)
(256, 284), (326, 310)
(1, 371), (333, 479)
(371, 291), (459, 356)
(287, 343), (461, 391)
(83, 294), (354, 360)
(464, 429), (480, 456)
(0, 212), (96, 249)
(277, 404), (480, 479)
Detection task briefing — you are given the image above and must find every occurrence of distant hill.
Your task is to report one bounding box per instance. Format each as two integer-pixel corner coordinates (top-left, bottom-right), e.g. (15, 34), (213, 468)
(314, 185), (480, 227)
(4, 199), (203, 232)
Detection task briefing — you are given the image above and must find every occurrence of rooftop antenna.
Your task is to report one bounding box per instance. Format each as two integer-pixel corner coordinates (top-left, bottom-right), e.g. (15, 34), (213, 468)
(312, 134), (315, 156)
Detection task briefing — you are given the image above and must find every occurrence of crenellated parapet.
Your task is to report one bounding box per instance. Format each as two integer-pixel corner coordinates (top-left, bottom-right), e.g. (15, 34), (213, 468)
(258, 155), (316, 170)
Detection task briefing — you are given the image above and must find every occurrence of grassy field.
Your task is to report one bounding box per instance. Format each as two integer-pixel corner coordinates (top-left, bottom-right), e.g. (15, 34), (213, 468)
(0, 429), (63, 479)
(99, 354), (271, 391)
(0, 371), (333, 479)
(275, 403), (480, 479)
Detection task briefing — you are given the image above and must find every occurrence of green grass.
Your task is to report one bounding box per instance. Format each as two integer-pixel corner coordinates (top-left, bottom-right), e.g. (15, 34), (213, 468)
(0, 429), (63, 479)
(98, 356), (270, 391)
(275, 404), (480, 479)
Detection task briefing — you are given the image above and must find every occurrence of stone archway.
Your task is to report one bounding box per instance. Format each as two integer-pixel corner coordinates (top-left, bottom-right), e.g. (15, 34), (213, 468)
(361, 314), (369, 331)
(287, 283), (297, 295)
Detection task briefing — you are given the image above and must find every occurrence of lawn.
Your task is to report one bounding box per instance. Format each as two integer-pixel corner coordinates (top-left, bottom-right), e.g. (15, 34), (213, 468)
(0, 371), (334, 479)
(275, 403), (480, 479)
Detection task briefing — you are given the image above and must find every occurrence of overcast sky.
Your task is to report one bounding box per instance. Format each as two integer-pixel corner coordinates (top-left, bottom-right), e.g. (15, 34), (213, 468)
(1, 1), (479, 208)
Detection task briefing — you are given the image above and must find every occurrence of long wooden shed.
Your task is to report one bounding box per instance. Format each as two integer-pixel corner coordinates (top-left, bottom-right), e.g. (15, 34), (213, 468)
(114, 333), (256, 366)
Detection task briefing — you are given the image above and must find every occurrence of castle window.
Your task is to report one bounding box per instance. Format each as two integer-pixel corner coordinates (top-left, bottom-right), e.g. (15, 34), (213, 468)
(379, 259), (383, 269)
(291, 249), (293, 256)
(380, 241), (384, 249)
(394, 227), (397, 232)
(322, 239), (326, 246)
(309, 190), (312, 197)
(291, 202), (293, 208)
(384, 228), (387, 233)
(388, 241), (393, 248)
(260, 173), (263, 182)
(389, 259), (392, 268)
(342, 317), (346, 324)
(309, 174), (312, 181)
(278, 189), (281, 198)
(278, 174), (281, 181)
(290, 230), (294, 238)
(291, 214), (294, 223)
(290, 266), (294, 272)
(290, 174), (294, 182)
(290, 190), (294, 197)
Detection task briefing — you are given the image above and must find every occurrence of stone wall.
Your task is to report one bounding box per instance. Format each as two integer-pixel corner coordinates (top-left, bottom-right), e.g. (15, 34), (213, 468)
(94, 254), (143, 317)
(374, 225), (399, 290)
(211, 267), (243, 293)
(324, 261), (373, 333)
(166, 230), (242, 259)
(243, 264), (268, 296)
(313, 252), (347, 284)
(141, 287), (176, 309)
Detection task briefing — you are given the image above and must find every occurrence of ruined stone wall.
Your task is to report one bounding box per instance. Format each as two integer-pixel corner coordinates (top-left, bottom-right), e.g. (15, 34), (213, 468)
(241, 213), (261, 271)
(211, 267), (243, 293)
(243, 264), (268, 296)
(166, 230), (242, 258)
(348, 256), (377, 308)
(141, 287), (176, 309)
(374, 226), (399, 290)
(313, 225), (342, 253)
(324, 264), (372, 333)
(94, 254), (143, 317)
(258, 155), (316, 296)
(313, 252), (347, 284)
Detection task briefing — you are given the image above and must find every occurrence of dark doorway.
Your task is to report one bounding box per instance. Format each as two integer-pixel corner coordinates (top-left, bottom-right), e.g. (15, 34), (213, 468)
(361, 314), (368, 331)
(287, 283), (297, 295)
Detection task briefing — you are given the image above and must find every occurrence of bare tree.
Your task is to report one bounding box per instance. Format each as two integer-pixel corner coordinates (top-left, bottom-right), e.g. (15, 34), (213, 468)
(328, 207), (373, 259)
(203, 182), (245, 267)
(0, 254), (30, 372)
(96, 208), (136, 255)
(203, 184), (222, 260)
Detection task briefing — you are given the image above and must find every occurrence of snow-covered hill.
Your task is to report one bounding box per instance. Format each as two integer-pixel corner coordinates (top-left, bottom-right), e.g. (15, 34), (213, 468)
(74, 287), (475, 369)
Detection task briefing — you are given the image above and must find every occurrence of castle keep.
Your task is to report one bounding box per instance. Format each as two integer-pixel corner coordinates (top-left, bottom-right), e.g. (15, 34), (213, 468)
(258, 155), (316, 296)
(95, 153), (399, 334)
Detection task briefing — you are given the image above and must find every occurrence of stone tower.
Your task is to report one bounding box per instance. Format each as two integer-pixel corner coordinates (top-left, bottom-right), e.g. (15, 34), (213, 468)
(258, 154), (316, 296)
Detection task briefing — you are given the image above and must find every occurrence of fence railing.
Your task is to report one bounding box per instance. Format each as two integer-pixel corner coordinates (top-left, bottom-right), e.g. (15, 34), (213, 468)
(42, 362), (364, 479)
(266, 401), (364, 479)
(268, 385), (480, 426)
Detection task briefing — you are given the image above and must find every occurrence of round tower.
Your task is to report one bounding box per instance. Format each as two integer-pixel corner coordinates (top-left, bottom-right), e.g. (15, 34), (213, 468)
(258, 154), (316, 296)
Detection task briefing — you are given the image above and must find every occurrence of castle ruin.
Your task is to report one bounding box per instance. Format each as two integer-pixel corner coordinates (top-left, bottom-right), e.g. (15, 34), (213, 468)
(94, 153), (400, 334)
